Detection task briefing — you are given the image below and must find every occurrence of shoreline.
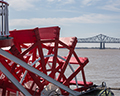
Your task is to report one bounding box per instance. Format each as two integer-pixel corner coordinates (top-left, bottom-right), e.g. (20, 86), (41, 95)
(75, 47), (120, 50)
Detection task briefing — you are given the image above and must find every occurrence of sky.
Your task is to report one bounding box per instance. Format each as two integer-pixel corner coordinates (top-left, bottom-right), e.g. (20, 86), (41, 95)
(5, 0), (120, 45)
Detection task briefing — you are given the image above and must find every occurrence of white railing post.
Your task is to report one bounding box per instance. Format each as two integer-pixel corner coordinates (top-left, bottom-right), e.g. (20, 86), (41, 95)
(0, 0), (9, 37)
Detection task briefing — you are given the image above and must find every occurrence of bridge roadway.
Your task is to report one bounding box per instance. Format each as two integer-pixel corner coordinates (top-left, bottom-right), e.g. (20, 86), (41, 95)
(77, 34), (120, 49)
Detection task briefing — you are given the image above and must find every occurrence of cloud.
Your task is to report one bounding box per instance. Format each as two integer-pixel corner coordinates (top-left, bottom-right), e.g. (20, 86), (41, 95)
(101, 0), (120, 12)
(81, 0), (100, 6)
(80, 0), (120, 12)
(6, 0), (120, 12)
(63, 0), (75, 4)
(47, 0), (54, 2)
(102, 5), (120, 12)
(81, 0), (92, 6)
(6, 0), (38, 11)
(9, 14), (120, 29)
(47, 0), (75, 4)
(6, 0), (75, 11)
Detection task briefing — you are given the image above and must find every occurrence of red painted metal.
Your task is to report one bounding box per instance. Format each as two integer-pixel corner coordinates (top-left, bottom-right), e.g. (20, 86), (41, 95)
(0, 1), (9, 5)
(0, 37), (13, 48)
(0, 26), (93, 95)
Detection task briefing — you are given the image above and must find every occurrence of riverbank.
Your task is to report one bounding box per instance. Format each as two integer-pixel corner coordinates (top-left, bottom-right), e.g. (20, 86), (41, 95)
(75, 47), (120, 49)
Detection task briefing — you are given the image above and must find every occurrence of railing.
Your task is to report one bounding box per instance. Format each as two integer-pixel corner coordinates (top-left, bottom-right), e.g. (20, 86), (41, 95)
(0, 0), (9, 37)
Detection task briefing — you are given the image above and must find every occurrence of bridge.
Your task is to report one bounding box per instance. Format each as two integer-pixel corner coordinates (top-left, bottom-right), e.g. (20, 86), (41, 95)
(77, 34), (120, 49)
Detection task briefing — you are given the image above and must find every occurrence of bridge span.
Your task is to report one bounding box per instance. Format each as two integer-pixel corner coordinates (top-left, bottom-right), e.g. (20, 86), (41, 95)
(77, 34), (120, 49)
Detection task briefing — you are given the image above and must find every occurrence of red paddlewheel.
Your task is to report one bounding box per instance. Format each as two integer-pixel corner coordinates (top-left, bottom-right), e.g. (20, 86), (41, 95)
(0, 26), (93, 96)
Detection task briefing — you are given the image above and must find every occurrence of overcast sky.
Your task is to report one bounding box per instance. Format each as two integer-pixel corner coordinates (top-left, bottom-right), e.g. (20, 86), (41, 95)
(5, 0), (120, 39)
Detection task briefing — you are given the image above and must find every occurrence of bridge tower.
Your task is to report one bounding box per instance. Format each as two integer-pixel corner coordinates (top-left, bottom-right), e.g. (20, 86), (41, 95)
(103, 42), (105, 49)
(100, 42), (105, 49)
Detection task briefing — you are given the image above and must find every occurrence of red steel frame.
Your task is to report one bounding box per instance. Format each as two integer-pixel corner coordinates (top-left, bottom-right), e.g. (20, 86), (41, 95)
(0, 26), (93, 96)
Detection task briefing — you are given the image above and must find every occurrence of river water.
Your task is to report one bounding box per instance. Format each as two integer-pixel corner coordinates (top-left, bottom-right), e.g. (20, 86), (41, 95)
(58, 49), (120, 96)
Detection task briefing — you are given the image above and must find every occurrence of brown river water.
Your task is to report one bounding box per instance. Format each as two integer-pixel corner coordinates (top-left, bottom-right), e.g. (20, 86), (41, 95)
(58, 49), (120, 96)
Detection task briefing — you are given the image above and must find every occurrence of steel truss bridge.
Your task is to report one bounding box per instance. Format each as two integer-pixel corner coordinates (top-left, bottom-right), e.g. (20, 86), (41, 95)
(77, 34), (120, 49)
